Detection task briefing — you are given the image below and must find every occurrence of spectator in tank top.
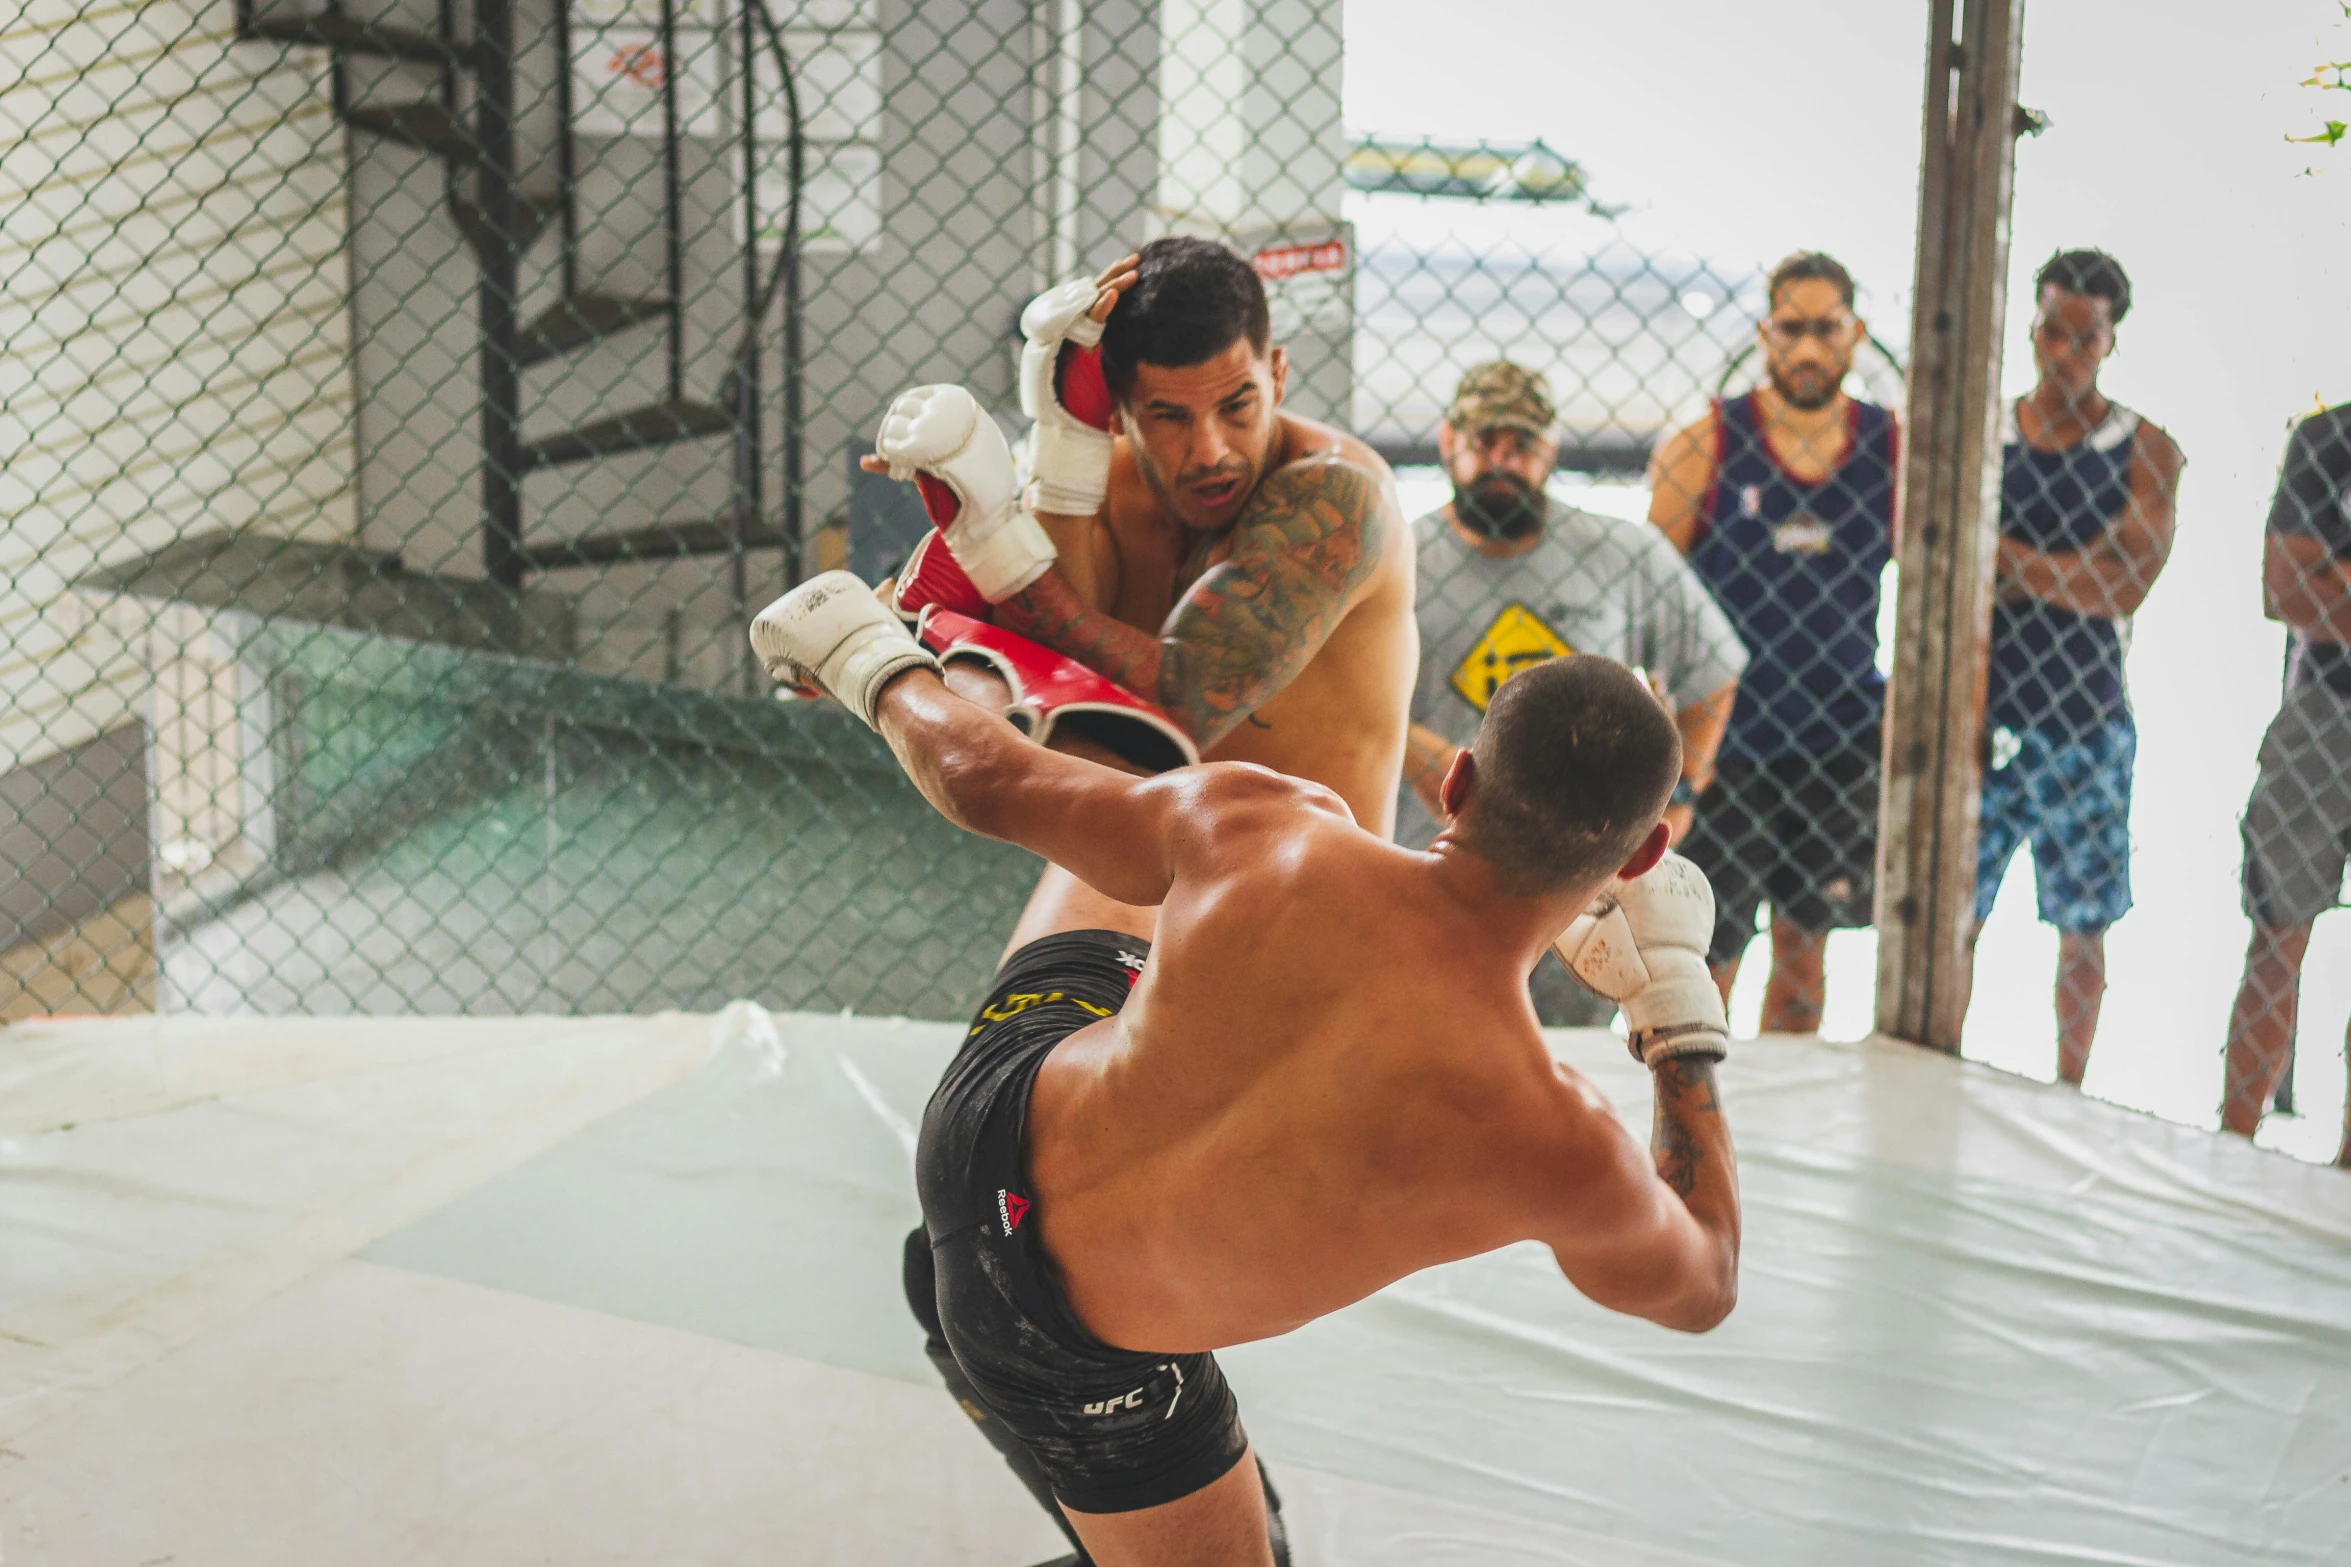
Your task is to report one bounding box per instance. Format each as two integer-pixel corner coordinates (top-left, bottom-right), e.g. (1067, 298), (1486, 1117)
(1964, 249), (2185, 1088)
(1649, 251), (1898, 1037)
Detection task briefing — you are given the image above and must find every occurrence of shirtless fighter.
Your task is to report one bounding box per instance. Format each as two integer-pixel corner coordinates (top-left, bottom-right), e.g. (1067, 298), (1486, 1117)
(856, 239), (1417, 1563)
(751, 575), (1742, 1567)
(877, 235), (1417, 946)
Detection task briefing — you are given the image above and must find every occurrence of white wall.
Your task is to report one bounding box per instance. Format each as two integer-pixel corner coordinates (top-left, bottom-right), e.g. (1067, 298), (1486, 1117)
(0, 0), (357, 775)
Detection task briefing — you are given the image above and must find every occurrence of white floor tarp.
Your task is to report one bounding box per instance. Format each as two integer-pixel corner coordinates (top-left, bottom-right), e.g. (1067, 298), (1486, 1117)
(4, 1008), (2347, 1564)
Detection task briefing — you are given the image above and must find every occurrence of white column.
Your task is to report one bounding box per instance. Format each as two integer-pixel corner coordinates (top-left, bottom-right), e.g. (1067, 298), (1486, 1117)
(1156, 0), (1343, 234)
(1154, 0), (1352, 423)
(1031, 0), (1087, 289)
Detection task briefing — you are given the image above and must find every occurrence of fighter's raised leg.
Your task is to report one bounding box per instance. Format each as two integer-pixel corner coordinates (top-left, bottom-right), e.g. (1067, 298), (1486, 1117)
(1060, 1443), (1274, 1567)
(901, 1225), (1094, 1562)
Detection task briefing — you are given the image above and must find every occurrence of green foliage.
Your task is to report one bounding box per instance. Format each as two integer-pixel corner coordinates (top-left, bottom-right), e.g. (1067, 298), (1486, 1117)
(2291, 5), (2351, 159)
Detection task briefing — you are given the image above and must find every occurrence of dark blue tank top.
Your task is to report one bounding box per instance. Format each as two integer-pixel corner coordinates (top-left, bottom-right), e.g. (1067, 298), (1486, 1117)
(1987, 402), (2139, 734)
(1691, 393), (1896, 760)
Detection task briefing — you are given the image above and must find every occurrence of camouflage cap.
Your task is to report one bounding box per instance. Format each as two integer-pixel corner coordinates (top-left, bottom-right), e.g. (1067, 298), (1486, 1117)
(1445, 360), (1556, 436)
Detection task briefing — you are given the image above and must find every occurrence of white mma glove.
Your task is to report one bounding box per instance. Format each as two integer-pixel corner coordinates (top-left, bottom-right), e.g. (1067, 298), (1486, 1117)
(875, 384), (1057, 603)
(1017, 277), (1115, 516)
(1553, 851), (1731, 1067)
(749, 571), (940, 728)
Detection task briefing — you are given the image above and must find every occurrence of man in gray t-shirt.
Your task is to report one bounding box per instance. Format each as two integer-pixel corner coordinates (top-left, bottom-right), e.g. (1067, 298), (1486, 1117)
(2222, 401), (2351, 1165)
(1402, 362), (1748, 1026)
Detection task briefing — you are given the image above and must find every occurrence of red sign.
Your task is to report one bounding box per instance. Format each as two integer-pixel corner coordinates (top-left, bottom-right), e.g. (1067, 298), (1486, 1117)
(1252, 239), (1347, 282)
(607, 43), (669, 89)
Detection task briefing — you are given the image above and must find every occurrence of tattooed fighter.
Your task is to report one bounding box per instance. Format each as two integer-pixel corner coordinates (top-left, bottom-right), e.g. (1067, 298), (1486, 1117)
(839, 239), (1411, 1564)
(871, 235), (1417, 951)
(753, 580), (1742, 1567)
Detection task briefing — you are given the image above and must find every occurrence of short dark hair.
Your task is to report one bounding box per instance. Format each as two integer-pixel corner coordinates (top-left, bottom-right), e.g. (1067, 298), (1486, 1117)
(1099, 236), (1271, 402)
(2035, 248), (2131, 323)
(1459, 657), (1681, 897)
(1767, 250), (1855, 310)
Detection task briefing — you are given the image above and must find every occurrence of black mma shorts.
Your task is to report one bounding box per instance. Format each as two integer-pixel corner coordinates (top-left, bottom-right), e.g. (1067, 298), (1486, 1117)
(1681, 742), (1880, 966)
(912, 929), (1251, 1515)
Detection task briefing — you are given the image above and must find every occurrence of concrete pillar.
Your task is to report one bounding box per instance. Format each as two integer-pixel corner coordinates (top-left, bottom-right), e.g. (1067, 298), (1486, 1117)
(1153, 0), (1352, 426)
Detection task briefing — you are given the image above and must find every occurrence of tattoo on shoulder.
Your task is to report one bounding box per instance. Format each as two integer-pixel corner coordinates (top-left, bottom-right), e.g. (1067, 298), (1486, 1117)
(1158, 459), (1390, 745)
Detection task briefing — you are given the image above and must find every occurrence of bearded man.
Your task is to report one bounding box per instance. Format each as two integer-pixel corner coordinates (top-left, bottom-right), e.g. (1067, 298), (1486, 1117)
(1649, 250), (1900, 1036)
(1399, 360), (1746, 1028)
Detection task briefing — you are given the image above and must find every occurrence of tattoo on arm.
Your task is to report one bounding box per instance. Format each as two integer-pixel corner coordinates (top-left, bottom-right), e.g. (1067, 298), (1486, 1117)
(1651, 1058), (1721, 1200)
(998, 568), (1165, 695)
(998, 459), (1387, 747)
(1157, 459), (1388, 746)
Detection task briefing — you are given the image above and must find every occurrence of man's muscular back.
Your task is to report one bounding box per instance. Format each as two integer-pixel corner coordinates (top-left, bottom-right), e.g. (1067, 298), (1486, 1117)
(755, 576), (1741, 1373)
(1051, 410), (1417, 835)
(1027, 767), (1658, 1351)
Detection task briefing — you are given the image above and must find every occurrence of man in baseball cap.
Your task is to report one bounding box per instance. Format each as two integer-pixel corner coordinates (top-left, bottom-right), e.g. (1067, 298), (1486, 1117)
(1400, 359), (1746, 1028)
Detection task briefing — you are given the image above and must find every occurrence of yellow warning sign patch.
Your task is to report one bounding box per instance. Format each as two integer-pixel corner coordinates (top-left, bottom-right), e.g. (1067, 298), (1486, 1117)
(1449, 602), (1574, 711)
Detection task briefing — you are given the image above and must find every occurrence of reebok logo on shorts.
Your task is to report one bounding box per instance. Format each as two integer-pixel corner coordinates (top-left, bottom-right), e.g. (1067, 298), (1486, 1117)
(997, 1188), (1029, 1233)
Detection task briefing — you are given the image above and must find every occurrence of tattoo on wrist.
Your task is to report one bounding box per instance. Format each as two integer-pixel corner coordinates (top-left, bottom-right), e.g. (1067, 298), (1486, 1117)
(1000, 572), (1163, 696)
(1651, 1058), (1720, 1200)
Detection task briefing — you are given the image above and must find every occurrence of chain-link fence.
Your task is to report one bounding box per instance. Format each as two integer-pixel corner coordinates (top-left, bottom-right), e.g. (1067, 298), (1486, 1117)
(4, 0), (1352, 1020)
(1368, 216), (1906, 1033)
(4, 1), (2346, 1152)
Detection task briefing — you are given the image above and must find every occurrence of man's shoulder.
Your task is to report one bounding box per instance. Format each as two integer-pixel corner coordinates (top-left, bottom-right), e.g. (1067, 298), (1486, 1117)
(1659, 400), (1724, 449)
(1168, 763), (1383, 884)
(1408, 507), (1511, 596)
(2290, 404), (2351, 472)
(1550, 500), (1681, 571)
(1274, 412), (1393, 484)
(2109, 404), (2187, 474)
(1179, 760), (1354, 825)
(1844, 393), (1902, 443)
(2269, 406), (2351, 543)
(1233, 454), (1395, 579)
(1469, 1048), (1637, 1194)
(1410, 506), (1460, 553)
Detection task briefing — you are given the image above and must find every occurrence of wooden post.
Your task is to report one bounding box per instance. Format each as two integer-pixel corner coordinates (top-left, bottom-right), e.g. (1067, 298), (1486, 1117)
(1874, 0), (2027, 1052)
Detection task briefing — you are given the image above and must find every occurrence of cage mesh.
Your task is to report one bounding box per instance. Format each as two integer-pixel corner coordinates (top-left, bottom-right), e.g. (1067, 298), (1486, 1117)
(2, 1), (2341, 1156)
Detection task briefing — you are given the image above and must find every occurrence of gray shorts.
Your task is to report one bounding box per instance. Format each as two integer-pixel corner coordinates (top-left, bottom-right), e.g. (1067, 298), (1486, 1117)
(2240, 678), (2351, 928)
